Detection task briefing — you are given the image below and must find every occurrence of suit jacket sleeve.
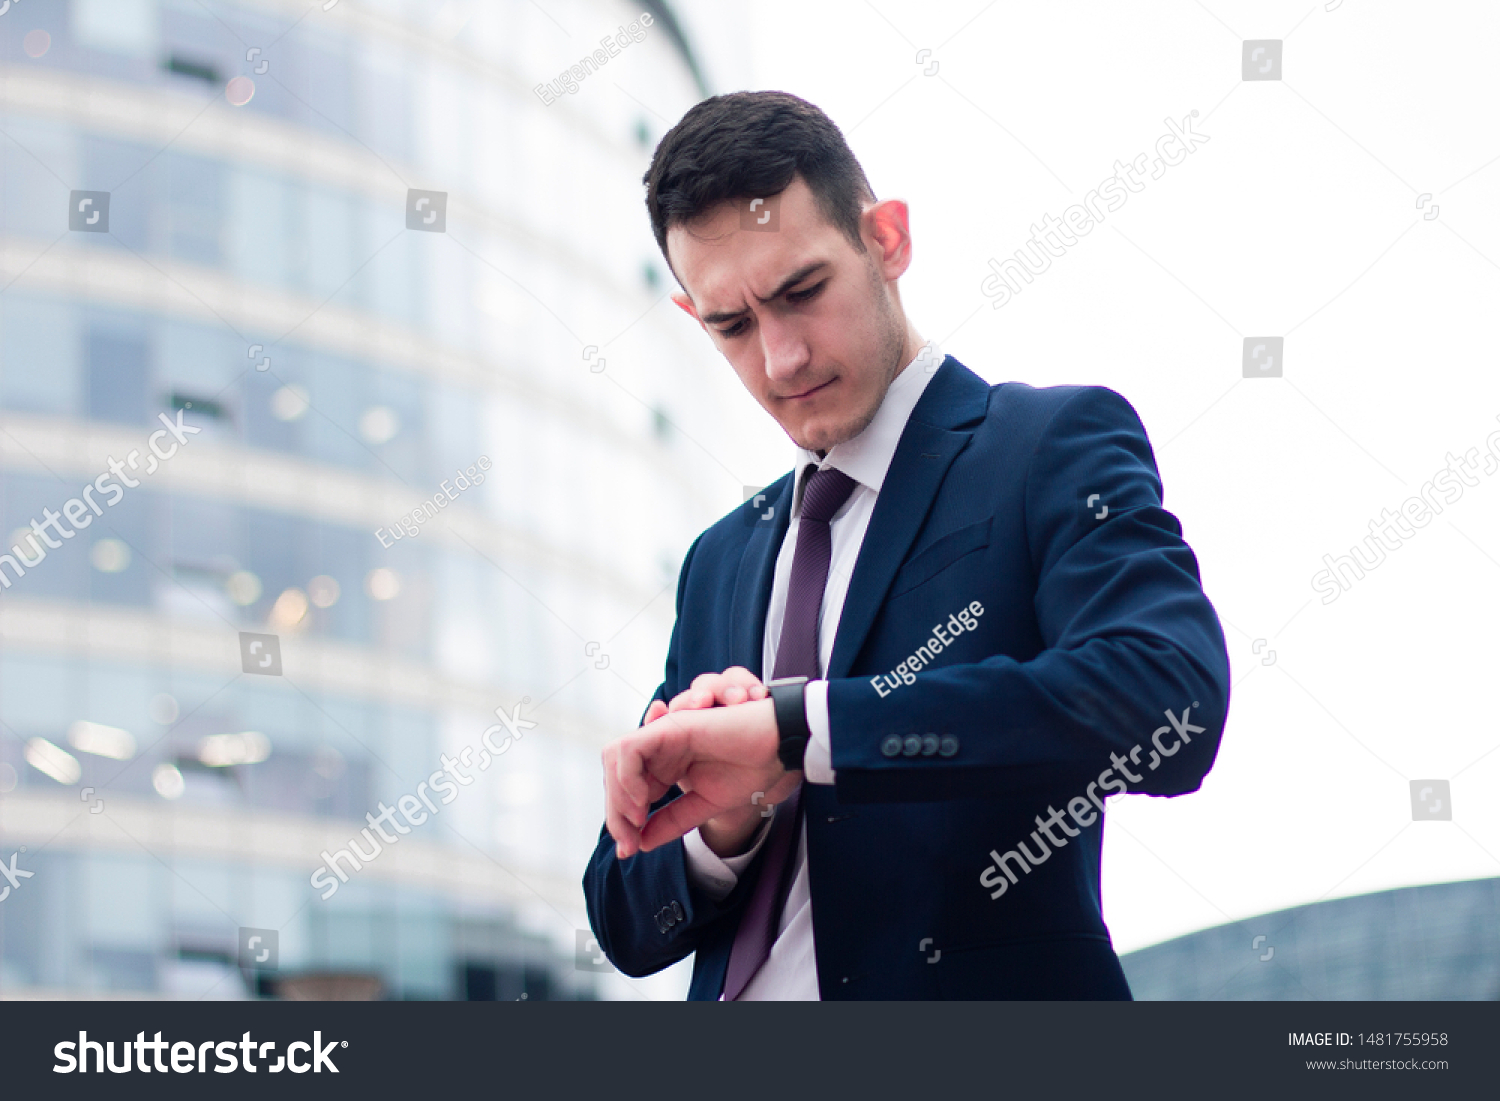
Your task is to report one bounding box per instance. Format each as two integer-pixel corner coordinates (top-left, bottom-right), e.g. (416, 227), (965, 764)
(824, 385), (1230, 803)
(581, 531), (758, 977)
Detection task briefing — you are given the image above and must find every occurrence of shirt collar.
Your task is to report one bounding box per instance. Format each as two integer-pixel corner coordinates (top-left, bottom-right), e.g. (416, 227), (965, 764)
(791, 339), (943, 517)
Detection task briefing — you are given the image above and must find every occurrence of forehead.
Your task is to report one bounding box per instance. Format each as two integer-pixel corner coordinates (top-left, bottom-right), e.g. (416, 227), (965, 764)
(666, 181), (847, 307)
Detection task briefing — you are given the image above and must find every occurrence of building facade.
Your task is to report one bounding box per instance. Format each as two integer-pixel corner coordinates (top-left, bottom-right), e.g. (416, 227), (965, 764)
(1121, 875), (1500, 1000)
(0, 0), (741, 999)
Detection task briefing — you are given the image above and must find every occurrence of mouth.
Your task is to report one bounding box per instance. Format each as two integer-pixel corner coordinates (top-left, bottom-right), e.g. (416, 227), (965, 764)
(779, 378), (836, 403)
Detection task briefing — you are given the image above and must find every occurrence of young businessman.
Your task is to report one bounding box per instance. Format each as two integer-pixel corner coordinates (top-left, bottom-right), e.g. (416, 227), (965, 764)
(584, 91), (1229, 999)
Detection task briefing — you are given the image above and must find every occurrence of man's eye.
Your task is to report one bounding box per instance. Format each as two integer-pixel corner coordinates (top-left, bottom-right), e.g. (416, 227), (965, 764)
(718, 319), (749, 338)
(788, 281), (825, 304)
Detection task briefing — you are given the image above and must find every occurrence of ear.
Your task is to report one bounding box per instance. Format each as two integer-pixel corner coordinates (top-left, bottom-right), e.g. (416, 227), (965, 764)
(862, 198), (913, 283)
(671, 291), (704, 328)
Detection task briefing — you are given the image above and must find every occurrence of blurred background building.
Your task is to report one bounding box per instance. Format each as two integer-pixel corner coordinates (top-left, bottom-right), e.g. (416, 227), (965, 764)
(0, 0), (764, 999)
(1122, 875), (1500, 1000)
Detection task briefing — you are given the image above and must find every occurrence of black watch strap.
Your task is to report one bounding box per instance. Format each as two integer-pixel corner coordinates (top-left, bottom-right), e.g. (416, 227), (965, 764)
(767, 677), (810, 771)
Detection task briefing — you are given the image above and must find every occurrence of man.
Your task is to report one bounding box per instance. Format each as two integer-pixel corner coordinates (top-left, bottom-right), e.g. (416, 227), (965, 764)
(583, 91), (1229, 1000)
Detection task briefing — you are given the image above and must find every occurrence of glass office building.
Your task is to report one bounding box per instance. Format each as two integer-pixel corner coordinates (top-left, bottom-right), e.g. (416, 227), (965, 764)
(0, 0), (737, 999)
(1121, 875), (1500, 1000)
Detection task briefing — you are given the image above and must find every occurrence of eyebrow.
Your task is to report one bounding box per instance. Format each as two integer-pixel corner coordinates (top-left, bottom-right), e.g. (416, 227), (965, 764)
(699, 261), (829, 326)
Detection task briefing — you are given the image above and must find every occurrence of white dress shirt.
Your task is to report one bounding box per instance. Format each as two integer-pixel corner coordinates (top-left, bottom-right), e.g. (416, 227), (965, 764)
(682, 340), (942, 1000)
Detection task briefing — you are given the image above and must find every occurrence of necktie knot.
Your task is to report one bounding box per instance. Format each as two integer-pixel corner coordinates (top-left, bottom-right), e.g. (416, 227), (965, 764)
(799, 465), (857, 524)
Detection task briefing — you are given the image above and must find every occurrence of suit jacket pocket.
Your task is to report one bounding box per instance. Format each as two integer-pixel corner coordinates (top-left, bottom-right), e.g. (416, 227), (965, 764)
(888, 516), (992, 599)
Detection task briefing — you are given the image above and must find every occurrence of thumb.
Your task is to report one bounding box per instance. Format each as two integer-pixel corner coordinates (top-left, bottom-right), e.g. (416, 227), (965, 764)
(639, 789), (719, 851)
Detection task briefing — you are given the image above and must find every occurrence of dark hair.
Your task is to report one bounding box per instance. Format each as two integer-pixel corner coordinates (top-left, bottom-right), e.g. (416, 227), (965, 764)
(643, 91), (876, 267)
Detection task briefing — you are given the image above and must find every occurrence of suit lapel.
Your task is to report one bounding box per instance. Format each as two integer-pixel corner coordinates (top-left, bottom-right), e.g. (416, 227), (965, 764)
(728, 473), (794, 678)
(724, 357), (991, 683)
(826, 358), (991, 680)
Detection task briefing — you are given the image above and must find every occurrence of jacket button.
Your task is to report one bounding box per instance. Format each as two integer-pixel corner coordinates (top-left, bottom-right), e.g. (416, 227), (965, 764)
(902, 735), (921, 757)
(938, 734), (959, 757)
(880, 734), (903, 757)
(920, 733), (939, 756)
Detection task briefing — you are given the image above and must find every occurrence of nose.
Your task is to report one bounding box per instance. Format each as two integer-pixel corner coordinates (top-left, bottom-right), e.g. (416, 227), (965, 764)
(758, 314), (810, 385)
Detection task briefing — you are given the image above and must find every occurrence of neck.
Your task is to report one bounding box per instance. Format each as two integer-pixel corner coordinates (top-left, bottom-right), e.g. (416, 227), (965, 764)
(891, 321), (927, 382)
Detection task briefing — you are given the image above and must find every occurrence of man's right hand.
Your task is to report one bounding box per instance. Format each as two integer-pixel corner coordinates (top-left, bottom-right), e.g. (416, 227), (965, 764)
(638, 667), (772, 858)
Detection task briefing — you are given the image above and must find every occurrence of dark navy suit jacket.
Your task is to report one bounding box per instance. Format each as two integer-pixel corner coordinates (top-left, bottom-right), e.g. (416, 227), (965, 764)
(583, 356), (1229, 999)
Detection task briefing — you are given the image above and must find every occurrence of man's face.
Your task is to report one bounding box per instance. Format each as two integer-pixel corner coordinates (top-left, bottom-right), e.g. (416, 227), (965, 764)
(667, 177), (914, 453)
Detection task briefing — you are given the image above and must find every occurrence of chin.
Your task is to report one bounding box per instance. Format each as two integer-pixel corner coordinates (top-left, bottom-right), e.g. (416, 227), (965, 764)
(789, 409), (876, 454)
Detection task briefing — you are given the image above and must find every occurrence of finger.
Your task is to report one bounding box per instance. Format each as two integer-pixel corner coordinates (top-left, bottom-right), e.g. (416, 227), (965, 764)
(715, 666), (767, 704)
(638, 769), (678, 808)
(601, 746), (641, 857)
(639, 789), (720, 852)
(683, 672), (727, 711)
(617, 727), (666, 823)
(671, 668), (763, 712)
(644, 699), (668, 723)
(602, 746), (638, 844)
(667, 687), (710, 712)
(669, 674), (721, 711)
(628, 709), (701, 816)
(606, 812), (640, 859)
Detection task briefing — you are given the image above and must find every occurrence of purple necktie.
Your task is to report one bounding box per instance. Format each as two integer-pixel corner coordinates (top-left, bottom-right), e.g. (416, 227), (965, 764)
(722, 464), (857, 1000)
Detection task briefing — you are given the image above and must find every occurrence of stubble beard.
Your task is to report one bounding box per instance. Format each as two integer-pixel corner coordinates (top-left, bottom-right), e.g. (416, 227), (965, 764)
(787, 265), (907, 454)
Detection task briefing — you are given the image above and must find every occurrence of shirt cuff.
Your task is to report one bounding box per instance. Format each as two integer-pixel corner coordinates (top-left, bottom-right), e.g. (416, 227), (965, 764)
(681, 810), (776, 902)
(802, 679), (836, 784)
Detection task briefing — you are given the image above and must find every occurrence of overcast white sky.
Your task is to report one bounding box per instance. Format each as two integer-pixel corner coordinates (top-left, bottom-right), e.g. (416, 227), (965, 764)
(659, 0), (1500, 956)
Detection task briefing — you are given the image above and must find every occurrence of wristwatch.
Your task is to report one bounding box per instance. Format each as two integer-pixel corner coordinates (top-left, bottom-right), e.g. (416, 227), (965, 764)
(766, 676), (811, 771)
